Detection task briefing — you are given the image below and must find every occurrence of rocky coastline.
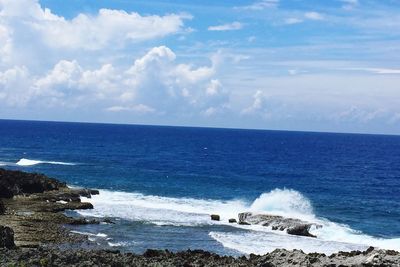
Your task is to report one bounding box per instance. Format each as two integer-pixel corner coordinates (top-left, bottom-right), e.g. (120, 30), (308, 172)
(1, 168), (399, 266)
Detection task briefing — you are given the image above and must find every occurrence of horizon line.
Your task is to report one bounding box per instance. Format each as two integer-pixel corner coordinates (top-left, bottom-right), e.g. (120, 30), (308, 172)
(0, 118), (399, 137)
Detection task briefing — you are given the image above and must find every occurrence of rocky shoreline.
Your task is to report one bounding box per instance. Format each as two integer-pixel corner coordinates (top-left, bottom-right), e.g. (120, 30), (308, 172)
(1, 168), (399, 266)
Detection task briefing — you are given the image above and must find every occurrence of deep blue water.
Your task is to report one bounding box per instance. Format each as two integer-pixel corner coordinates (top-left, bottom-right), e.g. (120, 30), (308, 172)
(1, 119), (399, 254)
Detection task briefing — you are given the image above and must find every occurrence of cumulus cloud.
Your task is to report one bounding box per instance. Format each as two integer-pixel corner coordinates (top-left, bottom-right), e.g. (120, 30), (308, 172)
(0, 45), (229, 116)
(241, 90), (266, 115)
(208, 22), (243, 31)
(0, 0), (189, 51)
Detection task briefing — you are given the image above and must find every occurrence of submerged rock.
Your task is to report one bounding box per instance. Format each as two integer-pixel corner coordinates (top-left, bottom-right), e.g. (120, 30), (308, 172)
(0, 225), (15, 249)
(238, 212), (320, 237)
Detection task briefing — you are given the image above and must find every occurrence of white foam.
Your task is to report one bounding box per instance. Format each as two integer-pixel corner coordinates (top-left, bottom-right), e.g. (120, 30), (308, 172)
(16, 158), (76, 166)
(108, 241), (137, 247)
(77, 188), (400, 254)
(70, 230), (107, 238)
(209, 231), (368, 255)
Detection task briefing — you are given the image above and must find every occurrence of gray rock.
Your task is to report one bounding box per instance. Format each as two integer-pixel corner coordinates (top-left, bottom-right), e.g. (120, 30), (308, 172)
(228, 218), (237, 223)
(238, 212), (321, 237)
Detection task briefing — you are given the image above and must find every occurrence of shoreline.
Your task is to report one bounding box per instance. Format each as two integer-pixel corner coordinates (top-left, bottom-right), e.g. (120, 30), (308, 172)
(1, 168), (399, 266)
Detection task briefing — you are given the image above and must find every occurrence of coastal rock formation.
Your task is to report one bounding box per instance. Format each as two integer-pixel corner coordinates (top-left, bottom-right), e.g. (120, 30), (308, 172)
(0, 168), (66, 198)
(0, 225), (15, 249)
(0, 168), (97, 247)
(238, 212), (321, 237)
(0, 246), (399, 266)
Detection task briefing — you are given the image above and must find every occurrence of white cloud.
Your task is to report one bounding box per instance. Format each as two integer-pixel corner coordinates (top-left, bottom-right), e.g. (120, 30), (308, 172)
(346, 68), (400, 74)
(0, 45), (228, 117)
(106, 104), (156, 114)
(341, 0), (358, 10)
(241, 90), (266, 114)
(237, 0), (279, 11)
(208, 22), (243, 31)
(0, 66), (32, 106)
(0, 0), (189, 51)
(304, 12), (324, 21)
(284, 18), (303, 25)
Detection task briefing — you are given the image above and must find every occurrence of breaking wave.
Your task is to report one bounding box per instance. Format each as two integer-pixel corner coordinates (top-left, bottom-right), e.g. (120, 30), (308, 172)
(16, 158), (76, 166)
(78, 188), (400, 254)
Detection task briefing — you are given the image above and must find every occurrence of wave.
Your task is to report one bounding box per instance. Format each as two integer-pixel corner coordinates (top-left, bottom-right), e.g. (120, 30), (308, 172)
(16, 158), (76, 166)
(78, 188), (400, 254)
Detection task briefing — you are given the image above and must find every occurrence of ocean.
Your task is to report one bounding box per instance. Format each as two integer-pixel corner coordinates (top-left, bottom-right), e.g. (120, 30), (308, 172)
(0, 119), (399, 255)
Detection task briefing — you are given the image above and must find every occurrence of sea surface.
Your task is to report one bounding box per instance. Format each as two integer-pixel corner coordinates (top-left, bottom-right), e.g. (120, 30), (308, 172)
(0, 119), (399, 255)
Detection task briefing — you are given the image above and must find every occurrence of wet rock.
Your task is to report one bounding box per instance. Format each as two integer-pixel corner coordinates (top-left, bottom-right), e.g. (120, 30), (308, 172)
(210, 214), (220, 221)
(287, 224), (317, 238)
(103, 218), (115, 224)
(90, 189), (100, 195)
(0, 225), (15, 249)
(238, 212), (321, 237)
(228, 218), (237, 223)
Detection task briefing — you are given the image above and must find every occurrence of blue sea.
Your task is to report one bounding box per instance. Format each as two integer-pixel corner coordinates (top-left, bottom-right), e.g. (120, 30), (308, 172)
(0, 119), (399, 255)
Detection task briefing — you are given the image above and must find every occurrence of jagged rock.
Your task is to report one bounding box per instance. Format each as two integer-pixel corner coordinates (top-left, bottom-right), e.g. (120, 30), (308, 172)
(228, 218), (237, 223)
(210, 214), (220, 221)
(0, 246), (399, 266)
(0, 225), (15, 249)
(238, 212), (320, 237)
(0, 168), (67, 198)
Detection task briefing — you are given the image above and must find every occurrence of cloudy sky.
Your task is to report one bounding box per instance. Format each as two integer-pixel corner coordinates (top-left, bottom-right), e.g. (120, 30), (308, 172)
(1, 0), (400, 134)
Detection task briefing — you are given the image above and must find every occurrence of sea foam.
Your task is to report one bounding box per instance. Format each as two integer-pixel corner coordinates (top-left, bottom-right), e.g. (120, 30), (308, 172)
(16, 158), (76, 166)
(78, 188), (400, 254)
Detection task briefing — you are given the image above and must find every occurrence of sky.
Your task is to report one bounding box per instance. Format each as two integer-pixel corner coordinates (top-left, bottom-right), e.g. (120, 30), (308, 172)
(1, 0), (400, 134)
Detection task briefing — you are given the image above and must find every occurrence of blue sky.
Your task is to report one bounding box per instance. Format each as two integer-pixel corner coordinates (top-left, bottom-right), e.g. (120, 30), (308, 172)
(1, 0), (400, 134)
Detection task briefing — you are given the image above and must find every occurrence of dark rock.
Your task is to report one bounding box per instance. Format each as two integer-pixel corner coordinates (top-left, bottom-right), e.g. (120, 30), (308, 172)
(0, 225), (16, 249)
(228, 218), (237, 223)
(68, 218), (99, 225)
(0, 247), (399, 266)
(0, 168), (66, 198)
(238, 212), (321, 237)
(210, 214), (220, 221)
(286, 224), (317, 238)
(0, 199), (5, 214)
(90, 189), (100, 195)
(103, 218), (115, 224)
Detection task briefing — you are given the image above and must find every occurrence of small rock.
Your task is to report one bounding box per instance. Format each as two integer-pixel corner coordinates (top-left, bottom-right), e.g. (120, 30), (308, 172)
(90, 189), (100, 195)
(228, 218), (237, 223)
(210, 214), (220, 221)
(103, 218), (115, 224)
